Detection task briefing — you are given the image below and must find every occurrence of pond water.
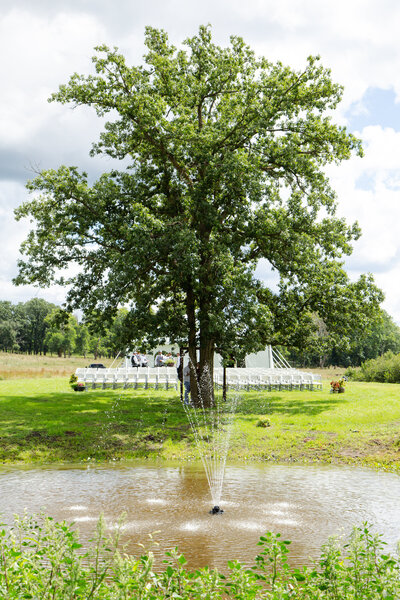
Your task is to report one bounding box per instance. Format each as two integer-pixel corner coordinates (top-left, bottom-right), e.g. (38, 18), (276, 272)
(1, 462), (400, 570)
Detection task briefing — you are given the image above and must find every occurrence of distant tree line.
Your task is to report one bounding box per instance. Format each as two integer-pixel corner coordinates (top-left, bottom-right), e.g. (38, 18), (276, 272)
(0, 299), (128, 358)
(2, 298), (400, 368)
(285, 310), (400, 368)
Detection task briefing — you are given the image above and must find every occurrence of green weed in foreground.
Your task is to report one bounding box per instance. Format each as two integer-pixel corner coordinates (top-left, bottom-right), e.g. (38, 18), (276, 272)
(0, 514), (399, 599)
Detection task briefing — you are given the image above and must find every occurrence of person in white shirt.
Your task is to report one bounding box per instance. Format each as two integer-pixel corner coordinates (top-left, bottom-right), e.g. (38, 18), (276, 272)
(155, 352), (164, 367)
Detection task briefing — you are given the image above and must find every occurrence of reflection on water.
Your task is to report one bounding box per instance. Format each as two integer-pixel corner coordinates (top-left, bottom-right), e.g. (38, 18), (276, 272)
(1, 463), (400, 570)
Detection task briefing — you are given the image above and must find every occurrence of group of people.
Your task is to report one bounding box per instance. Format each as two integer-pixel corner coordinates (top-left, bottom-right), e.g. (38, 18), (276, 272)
(130, 352), (149, 368)
(130, 351), (179, 368)
(156, 352), (198, 406)
(130, 350), (194, 406)
(154, 351), (177, 367)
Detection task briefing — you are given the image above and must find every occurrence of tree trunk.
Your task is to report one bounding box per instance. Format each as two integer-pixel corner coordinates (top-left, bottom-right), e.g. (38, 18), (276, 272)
(185, 278), (215, 408)
(186, 286), (199, 406)
(198, 273), (214, 408)
(319, 353), (327, 368)
(199, 339), (214, 408)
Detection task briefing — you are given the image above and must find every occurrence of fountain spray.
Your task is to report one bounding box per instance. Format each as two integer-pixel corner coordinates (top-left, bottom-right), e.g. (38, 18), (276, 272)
(180, 361), (238, 514)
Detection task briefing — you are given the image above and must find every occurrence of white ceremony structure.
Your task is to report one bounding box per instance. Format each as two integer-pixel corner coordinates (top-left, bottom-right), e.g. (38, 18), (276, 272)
(75, 345), (322, 391)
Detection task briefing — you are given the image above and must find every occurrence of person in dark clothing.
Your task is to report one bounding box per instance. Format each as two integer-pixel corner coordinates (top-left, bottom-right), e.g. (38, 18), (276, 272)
(176, 353), (183, 382)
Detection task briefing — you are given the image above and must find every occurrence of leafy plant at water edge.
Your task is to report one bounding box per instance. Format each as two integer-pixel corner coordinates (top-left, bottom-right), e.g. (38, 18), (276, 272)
(1, 514), (400, 598)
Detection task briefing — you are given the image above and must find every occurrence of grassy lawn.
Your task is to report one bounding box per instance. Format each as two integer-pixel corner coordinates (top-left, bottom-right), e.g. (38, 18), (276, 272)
(1, 375), (400, 469)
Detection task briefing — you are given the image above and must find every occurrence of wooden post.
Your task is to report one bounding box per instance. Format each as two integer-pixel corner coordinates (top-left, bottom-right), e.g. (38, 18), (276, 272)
(180, 346), (184, 404)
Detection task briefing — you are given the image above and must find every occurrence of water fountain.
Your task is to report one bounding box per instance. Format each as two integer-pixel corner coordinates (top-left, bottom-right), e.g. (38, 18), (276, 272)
(180, 362), (238, 513)
(209, 505), (224, 514)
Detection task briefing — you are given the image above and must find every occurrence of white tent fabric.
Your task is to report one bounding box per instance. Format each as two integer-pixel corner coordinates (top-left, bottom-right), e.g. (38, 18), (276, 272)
(245, 347), (274, 369)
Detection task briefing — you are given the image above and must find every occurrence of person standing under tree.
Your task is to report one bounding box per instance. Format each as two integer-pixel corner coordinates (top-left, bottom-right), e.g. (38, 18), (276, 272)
(183, 363), (191, 406)
(155, 351), (164, 367)
(176, 353), (182, 382)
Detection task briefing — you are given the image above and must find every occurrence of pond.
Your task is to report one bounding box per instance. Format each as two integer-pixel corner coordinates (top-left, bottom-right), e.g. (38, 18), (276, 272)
(1, 462), (400, 570)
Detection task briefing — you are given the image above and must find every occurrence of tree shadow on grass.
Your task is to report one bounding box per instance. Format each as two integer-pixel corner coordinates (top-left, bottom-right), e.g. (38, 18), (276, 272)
(0, 387), (191, 461)
(234, 392), (347, 417)
(0, 386), (345, 461)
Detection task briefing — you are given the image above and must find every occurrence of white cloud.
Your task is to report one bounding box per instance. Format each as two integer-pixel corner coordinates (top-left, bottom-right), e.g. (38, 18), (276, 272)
(373, 270), (400, 323)
(0, 10), (106, 143)
(325, 124), (400, 321)
(0, 9), (113, 189)
(0, 279), (67, 307)
(214, 0), (400, 111)
(0, 180), (74, 304)
(1, 181), (30, 277)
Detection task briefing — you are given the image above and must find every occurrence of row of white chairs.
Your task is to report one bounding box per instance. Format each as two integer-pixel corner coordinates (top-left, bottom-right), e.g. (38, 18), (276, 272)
(214, 370), (321, 391)
(75, 367), (322, 391)
(75, 367), (178, 390)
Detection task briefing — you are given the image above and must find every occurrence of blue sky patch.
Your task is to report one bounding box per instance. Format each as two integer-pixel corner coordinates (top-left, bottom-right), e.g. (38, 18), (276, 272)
(346, 87), (400, 132)
(345, 87), (400, 131)
(354, 171), (375, 191)
(355, 169), (400, 191)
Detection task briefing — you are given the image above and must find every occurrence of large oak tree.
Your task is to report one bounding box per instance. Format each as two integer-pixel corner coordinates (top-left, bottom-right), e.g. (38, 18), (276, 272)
(15, 26), (383, 403)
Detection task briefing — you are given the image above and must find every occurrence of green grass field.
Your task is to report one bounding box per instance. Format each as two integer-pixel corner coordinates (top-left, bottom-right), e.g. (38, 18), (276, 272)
(1, 373), (400, 469)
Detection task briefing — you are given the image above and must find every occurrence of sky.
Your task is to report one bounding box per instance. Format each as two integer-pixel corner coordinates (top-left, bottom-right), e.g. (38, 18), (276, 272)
(1, 0), (400, 322)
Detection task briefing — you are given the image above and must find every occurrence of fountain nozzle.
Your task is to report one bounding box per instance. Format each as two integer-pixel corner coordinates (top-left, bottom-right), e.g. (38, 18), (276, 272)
(210, 505), (224, 514)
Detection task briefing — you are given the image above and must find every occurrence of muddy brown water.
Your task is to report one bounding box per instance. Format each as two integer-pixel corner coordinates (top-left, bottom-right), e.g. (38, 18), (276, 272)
(1, 462), (400, 571)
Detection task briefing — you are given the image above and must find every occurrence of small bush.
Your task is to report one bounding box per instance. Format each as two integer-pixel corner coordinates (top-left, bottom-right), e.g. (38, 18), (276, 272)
(362, 351), (400, 383)
(346, 351), (400, 383)
(344, 365), (364, 381)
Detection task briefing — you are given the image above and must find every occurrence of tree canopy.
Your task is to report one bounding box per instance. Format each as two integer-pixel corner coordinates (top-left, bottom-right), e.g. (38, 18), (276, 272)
(14, 26), (383, 399)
